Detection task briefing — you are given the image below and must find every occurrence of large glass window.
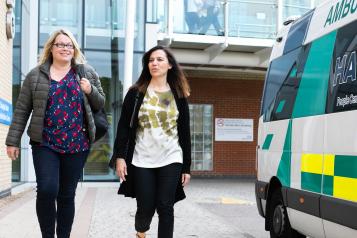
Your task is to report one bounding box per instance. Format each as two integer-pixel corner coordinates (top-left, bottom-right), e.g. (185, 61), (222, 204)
(39, 0), (82, 46)
(157, 0), (168, 33)
(38, 1), (145, 181)
(283, 0), (311, 22)
(82, 51), (121, 180)
(82, 51), (142, 180)
(313, 0), (325, 7)
(12, 1), (22, 182)
(228, 0), (277, 39)
(84, 0), (144, 51)
(190, 104), (213, 171)
(146, 0), (158, 23)
(160, 0), (235, 35)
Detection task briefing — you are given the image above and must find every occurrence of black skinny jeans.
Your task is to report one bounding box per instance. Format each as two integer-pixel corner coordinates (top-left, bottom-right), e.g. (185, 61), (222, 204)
(32, 145), (88, 238)
(134, 163), (182, 238)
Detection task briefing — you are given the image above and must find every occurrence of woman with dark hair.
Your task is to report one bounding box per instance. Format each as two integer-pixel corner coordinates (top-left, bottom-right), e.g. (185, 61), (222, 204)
(111, 45), (191, 238)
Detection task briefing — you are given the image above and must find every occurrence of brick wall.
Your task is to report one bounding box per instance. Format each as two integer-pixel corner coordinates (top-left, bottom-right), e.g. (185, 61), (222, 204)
(187, 71), (265, 177)
(0, 2), (13, 195)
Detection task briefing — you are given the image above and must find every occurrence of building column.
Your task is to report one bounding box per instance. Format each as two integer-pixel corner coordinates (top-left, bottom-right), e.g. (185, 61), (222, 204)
(277, 0), (284, 30)
(0, 0), (14, 197)
(20, 0), (39, 182)
(123, 0), (136, 96)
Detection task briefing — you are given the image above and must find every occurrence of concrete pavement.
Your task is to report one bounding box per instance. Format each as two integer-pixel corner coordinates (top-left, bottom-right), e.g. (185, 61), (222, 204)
(0, 179), (269, 238)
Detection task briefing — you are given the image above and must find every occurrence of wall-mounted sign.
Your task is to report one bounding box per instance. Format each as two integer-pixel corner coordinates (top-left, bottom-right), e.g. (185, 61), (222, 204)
(6, 9), (15, 39)
(6, 0), (15, 8)
(0, 98), (12, 126)
(215, 118), (253, 142)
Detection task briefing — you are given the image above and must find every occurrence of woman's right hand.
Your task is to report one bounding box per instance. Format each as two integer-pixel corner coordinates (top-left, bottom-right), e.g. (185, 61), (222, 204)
(116, 158), (127, 182)
(7, 146), (20, 160)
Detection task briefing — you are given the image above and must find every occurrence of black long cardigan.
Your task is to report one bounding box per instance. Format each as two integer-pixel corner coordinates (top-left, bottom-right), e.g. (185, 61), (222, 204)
(111, 86), (191, 202)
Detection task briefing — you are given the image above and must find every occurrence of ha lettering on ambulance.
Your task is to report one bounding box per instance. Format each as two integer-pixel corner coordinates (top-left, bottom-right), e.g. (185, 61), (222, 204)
(255, 1), (357, 237)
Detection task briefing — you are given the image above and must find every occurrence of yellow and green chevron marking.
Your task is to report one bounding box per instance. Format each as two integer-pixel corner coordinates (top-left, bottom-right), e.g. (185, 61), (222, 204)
(301, 154), (357, 202)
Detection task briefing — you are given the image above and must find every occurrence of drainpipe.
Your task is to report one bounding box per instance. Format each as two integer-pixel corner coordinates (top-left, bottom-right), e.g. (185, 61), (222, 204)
(123, 0), (136, 97)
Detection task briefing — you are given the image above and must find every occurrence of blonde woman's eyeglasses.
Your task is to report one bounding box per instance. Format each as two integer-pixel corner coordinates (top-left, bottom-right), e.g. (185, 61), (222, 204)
(53, 43), (74, 49)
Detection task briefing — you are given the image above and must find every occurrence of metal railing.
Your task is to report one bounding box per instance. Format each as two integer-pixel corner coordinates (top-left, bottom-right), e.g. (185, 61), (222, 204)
(156, 0), (315, 39)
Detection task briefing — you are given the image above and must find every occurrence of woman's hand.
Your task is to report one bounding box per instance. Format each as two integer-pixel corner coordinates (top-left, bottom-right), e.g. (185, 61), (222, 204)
(80, 77), (92, 95)
(116, 158), (127, 182)
(7, 146), (20, 160)
(182, 173), (191, 186)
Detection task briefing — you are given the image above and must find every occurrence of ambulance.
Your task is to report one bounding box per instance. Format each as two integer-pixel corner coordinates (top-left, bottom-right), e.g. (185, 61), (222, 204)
(255, 0), (357, 237)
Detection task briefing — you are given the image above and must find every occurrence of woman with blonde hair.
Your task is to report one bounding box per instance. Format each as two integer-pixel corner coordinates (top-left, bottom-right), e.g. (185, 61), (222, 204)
(6, 28), (105, 238)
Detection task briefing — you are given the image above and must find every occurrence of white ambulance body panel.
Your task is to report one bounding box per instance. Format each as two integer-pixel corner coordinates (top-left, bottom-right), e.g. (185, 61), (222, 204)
(288, 209), (325, 238)
(323, 220), (357, 238)
(290, 115), (325, 190)
(324, 110), (357, 155)
(257, 119), (289, 182)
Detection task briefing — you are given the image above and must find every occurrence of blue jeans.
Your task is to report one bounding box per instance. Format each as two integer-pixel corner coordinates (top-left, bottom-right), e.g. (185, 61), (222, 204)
(134, 163), (182, 238)
(32, 145), (88, 238)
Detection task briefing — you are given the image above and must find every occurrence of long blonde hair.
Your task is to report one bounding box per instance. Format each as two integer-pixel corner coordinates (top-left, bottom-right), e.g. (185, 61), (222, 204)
(38, 28), (86, 65)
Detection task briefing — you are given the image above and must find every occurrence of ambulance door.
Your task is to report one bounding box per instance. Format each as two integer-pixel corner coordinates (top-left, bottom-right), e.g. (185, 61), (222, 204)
(323, 20), (357, 238)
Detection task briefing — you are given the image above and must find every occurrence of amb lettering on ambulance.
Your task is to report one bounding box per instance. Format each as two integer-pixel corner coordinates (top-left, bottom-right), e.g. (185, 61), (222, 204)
(255, 0), (357, 237)
(324, 0), (357, 27)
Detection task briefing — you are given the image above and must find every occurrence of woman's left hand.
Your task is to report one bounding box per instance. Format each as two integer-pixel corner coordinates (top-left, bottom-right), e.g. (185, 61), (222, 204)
(182, 173), (191, 186)
(80, 77), (92, 94)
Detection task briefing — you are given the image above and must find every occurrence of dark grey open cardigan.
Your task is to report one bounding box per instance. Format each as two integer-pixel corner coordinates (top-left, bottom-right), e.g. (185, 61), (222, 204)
(5, 60), (105, 147)
(111, 86), (191, 202)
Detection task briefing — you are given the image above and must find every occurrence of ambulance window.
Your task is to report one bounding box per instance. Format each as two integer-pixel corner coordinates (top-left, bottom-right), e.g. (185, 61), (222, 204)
(261, 48), (300, 121)
(326, 21), (357, 113)
(283, 12), (312, 54)
(270, 64), (299, 121)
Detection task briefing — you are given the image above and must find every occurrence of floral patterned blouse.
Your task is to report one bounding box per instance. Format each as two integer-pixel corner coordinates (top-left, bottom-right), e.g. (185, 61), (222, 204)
(42, 68), (90, 153)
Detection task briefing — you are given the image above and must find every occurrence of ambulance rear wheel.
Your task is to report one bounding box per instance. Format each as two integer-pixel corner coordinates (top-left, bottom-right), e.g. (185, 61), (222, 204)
(269, 189), (305, 238)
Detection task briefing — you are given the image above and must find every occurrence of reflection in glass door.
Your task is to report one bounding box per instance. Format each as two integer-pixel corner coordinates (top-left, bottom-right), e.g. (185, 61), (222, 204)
(37, 0), (144, 181)
(12, 1), (22, 182)
(82, 0), (124, 181)
(82, 51), (122, 181)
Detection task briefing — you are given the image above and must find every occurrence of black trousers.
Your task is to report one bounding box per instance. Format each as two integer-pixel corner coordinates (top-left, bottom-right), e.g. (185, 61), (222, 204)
(32, 145), (88, 238)
(134, 163), (182, 238)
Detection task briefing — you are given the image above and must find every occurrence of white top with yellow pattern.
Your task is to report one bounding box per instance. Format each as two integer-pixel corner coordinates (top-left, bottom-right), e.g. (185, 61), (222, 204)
(131, 88), (183, 168)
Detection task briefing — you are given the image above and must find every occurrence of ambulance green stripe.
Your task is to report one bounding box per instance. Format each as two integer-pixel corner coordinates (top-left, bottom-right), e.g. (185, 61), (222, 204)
(276, 100), (285, 113)
(292, 31), (337, 118)
(335, 155), (357, 179)
(301, 172), (322, 193)
(262, 134), (273, 150)
(322, 175), (334, 196)
(277, 120), (292, 187)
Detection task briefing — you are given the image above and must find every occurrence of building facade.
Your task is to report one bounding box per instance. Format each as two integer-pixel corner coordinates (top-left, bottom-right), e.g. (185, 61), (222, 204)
(2, 0), (325, 195)
(0, 1), (14, 197)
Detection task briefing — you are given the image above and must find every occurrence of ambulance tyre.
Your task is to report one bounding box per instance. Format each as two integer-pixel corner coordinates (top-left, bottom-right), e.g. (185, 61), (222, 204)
(269, 189), (305, 238)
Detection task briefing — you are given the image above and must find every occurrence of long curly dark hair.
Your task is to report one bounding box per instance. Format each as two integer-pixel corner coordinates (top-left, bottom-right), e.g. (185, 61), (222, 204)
(132, 45), (190, 98)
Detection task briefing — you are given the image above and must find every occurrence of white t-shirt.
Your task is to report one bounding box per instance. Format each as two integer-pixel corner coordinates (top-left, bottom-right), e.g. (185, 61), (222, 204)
(131, 88), (183, 168)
